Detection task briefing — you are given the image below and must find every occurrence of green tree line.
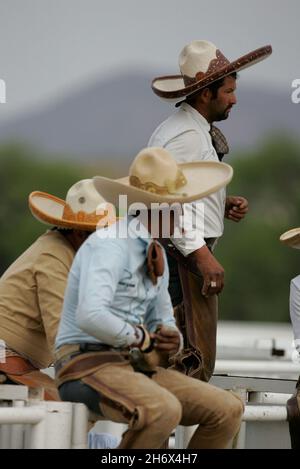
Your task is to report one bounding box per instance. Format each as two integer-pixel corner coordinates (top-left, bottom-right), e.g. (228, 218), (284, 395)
(0, 137), (299, 322)
(217, 136), (300, 322)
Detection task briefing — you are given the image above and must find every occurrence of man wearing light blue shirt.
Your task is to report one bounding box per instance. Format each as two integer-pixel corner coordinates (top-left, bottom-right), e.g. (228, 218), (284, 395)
(56, 216), (177, 350)
(55, 147), (243, 449)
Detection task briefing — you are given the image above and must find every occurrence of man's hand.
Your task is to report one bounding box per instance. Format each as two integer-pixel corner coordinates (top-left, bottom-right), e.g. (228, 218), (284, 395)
(188, 245), (224, 296)
(151, 326), (181, 355)
(132, 325), (153, 352)
(225, 196), (249, 222)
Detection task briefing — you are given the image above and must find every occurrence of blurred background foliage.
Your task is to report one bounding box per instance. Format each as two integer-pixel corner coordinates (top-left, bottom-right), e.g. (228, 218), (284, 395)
(0, 136), (299, 323)
(218, 136), (300, 322)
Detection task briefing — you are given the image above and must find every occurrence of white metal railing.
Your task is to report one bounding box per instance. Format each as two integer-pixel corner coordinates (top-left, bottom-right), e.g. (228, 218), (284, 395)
(243, 405), (287, 422)
(0, 384), (294, 449)
(0, 395), (88, 449)
(175, 390), (292, 449)
(215, 359), (300, 379)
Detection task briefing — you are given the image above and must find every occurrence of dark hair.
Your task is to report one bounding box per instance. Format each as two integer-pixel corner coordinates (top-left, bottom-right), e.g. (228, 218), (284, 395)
(52, 227), (74, 235)
(184, 72), (237, 105)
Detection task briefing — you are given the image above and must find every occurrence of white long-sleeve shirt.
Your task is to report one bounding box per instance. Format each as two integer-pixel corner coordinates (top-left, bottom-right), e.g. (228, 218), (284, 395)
(148, 103), (226, 257)
(290, 275), (300, 352)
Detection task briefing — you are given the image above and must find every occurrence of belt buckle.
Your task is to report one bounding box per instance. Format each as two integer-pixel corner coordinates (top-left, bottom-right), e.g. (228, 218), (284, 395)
(79, 343), (89, 353)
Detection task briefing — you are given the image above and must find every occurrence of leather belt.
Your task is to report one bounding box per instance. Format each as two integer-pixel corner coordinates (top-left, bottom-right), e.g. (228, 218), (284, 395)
(55, 343), (114, 361)
(54, 343), (126, 374)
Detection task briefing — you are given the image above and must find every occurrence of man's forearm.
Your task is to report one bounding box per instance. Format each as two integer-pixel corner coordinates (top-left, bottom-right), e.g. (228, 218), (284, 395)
(76, 306), (140, 348)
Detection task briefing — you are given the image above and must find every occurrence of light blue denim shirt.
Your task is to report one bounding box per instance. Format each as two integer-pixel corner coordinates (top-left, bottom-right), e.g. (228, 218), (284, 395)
(55, 216), (177, 349)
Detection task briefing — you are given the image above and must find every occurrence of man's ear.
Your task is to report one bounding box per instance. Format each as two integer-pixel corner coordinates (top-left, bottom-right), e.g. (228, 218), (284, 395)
(201, 87), (212, 103)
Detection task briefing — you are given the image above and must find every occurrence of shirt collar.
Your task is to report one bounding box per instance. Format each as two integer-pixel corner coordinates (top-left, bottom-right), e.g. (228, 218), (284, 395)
(127, 216), (152, 245)
(180, 102), (211, 132)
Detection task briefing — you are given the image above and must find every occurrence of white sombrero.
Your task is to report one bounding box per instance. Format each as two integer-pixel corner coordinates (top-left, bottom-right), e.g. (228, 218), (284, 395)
(280, 227), (300, 250)
(29, 179), (116, 231)
(152, 40), (272, 102)
(93, 147), (233, 209)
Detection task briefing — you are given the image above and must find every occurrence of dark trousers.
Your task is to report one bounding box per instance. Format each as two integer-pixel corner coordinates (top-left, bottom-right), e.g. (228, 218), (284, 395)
(59, 380), (102, 415)
(166, 252), (183, 307)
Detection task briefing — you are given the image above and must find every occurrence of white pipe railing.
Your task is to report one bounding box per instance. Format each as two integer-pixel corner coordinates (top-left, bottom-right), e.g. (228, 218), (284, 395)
(10, 400), (25, 449)
(215, 360), (299, 378)
(0, 384), (293, 449)
(243, 405), (287, 422)
(72, 403), (88, 449)
(0, 400), (88, 449)
(248, 392), (292, 405)
(0, 407), (46, 425)
(175, 390), (291, 449)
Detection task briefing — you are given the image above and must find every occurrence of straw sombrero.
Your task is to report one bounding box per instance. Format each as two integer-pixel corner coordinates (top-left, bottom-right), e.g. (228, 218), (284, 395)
(152, 40), (272, 102)
(280, 227), (300, 250)
(29, 179), (116, 231)
(93, 147), (233, 209)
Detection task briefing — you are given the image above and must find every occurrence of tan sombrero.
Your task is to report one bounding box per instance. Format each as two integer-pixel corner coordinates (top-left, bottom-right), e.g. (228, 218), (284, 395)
(29, 179), (116, 231)
(152, 40), (272, 102)
(280, 227), (300, 249)
(93, 147), (233, 209)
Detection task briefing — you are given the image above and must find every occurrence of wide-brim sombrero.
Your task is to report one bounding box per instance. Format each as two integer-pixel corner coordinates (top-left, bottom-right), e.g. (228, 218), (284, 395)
(152, 44), (272, 102)
(93, 161), (233, 209)
(29, 191), (116, 231)
(280, 227), (300, 249)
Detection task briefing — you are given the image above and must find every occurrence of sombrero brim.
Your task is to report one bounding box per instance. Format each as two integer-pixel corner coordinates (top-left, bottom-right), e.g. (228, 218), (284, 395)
(152, 45), (272, 101)
(29, 191), (113, 231)
(93, 161), (233, 209)
(280, 228), (300, 250)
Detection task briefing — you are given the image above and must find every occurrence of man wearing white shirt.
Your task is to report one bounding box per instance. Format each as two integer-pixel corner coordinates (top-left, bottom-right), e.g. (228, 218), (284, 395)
(149, 40), (272, 380)
(280, 227), (300, 449)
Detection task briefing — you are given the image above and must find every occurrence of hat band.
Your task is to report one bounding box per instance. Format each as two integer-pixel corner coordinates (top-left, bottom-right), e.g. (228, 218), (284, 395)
(182, 49), (231, 87)
(62, 204), (107, 224)
(129, 169), (187, 195)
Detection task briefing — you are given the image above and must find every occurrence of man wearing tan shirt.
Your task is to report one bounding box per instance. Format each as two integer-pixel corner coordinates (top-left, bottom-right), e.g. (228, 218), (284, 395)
(0, 179), (113, 399)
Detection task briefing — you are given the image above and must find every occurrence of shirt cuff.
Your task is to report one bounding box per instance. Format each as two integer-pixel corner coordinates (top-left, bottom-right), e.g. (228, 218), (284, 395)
(170, 234), (206, 257)
(123, 324), (144, 347)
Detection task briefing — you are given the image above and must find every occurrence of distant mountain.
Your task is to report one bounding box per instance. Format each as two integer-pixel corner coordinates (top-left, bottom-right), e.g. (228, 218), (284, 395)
(0, 70), (298, 173)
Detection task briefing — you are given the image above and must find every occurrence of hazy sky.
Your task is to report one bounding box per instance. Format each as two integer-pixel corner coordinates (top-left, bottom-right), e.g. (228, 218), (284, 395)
(0, 0), (299, 120)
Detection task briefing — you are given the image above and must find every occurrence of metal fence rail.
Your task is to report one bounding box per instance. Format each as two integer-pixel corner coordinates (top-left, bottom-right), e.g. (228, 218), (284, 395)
(0, 380), (295, 449)
(0, 386), (88, 449)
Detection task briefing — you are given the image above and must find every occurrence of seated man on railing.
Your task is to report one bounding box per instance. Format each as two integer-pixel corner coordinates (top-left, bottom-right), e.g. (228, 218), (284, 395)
(55, 147), (244, 449)
(0, 179), (113, 400)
